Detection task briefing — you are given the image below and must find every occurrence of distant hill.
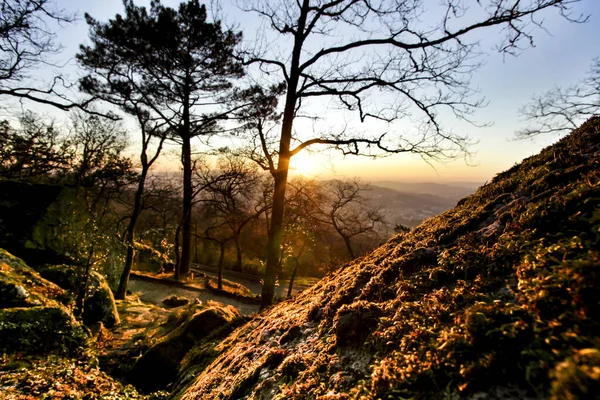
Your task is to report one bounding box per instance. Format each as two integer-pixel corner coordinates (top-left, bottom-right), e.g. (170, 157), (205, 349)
(366, 185), (458, 227)
(374, 180), (481, 199)
(173, 117), (600, 399)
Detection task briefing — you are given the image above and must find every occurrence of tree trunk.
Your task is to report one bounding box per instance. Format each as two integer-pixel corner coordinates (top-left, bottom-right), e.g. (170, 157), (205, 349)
(261, 166), (289, 308)
(217, 242), (225, 290)
(287, 260), (298, 298)
(260, 0), (308, 308)
(75, 246), (94, 318)
(233, 235), (243, 272)
(174, 221), (182, 280)
(342, 234), (355, 260)
(194, 229), (199, 263)
(116, 168), (147, 299)
(180, 134), (193, 279)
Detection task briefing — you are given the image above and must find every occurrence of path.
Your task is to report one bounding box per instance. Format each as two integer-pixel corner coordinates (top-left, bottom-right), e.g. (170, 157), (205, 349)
(191, 264), (313, 297)
(128, 277), (260, 316)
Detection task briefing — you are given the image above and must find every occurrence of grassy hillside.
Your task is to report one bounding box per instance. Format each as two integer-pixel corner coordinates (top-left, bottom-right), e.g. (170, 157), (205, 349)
(173, 117), (600, 399)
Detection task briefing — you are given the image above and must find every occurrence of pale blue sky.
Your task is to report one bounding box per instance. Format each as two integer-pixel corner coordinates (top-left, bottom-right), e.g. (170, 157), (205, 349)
(38, 0), (600, 182)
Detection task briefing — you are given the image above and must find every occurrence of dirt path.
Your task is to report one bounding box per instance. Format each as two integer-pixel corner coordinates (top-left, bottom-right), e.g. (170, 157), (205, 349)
(128, 277), (260, 316)
(192, 266), (313, 297)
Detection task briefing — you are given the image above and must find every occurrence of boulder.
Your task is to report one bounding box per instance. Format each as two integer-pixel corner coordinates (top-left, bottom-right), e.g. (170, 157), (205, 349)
(83, 271), (120, 328)
(0, 306), (89, 356)
(0, 248), (69, 308)
(35, 264), (120, 328)
(162, 295), (190, 308)
(128, 305), (240, 392)
(34, 263), (78, 292)
(0, 249), (90, 356)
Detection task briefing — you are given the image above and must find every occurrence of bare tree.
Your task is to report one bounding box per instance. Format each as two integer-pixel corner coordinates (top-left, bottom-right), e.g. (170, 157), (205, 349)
(59, 112), (133, 316)
(322, 179), (384, 260)
(237, 0), (581, 307)
(281, 178), (322, 297)
(518, 57), (599, 137)
(0, 0), (102, 112)
(197, 155), (269, 288)
(0, 113), (72, 180)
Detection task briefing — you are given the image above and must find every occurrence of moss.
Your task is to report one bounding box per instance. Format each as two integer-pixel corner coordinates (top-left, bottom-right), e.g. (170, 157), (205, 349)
(0, 354), (155, 400)
(334, 301), (381, 346)
(550, 348), (600, 400)
(83, 271), (120, 328)
(0, 306), (90, 357)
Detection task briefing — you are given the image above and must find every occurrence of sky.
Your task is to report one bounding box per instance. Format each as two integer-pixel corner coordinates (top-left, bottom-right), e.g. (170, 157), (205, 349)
(17, 0), (600, 184)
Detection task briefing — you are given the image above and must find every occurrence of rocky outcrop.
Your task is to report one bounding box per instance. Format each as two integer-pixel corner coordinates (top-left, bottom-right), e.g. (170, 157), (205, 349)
(128, 305), (240, 392)
(0, 248), (70, 308)
(0, 249), (90, 356)
(173, 118), (600, 399)
(0, 306), (89, 356)
(36, 264), (120, 328)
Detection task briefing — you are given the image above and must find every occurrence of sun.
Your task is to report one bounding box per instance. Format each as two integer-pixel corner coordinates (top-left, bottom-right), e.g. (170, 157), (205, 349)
(289, 151), (318, 177)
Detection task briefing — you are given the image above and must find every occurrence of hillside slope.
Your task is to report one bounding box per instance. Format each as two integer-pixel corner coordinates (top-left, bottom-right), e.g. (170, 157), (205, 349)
(174, 118), (600, 399)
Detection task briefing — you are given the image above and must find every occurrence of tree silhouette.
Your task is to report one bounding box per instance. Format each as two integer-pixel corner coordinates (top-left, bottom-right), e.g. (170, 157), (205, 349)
(518, 57), (599, 137)
(196, 154), (268, 287)
(0, 0), (104, 112)
(0, 113), (71, 180)
(322, 179), (384, 260)
(115, 111), (166, 300)
(77, 0), (244, 279)
(238, 0), (582, 307)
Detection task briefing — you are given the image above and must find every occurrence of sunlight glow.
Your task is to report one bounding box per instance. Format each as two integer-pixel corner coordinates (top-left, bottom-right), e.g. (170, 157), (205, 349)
(289, 151), (320, 177)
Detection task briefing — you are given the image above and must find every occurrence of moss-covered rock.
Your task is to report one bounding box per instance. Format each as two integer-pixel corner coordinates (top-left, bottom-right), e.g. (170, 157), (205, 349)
(0, 306), (90, 356)
(34, 263), (78, 291)
(0, 354), (157, 400)
(83, 271), (120, 328)
(172, 118), (600, 399)
(162, 295), (190, 308)
(35, 264), (120, 328)
(551, 348), (600, 400)
(128, 305), (240, 393)
(0, 248), (70, 308)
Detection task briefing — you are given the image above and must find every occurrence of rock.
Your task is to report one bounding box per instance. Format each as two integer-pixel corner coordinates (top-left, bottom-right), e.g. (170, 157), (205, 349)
(0, 281), (30, 308)
(162, 295), (190, 308)
(0, 248), (69, 308)
(83, 271), (120, 328)
(128, 305), (240, 392)
(34, 263), (78, 291)
(36, 264), (120, 328)
(0, 306), (90, 356)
